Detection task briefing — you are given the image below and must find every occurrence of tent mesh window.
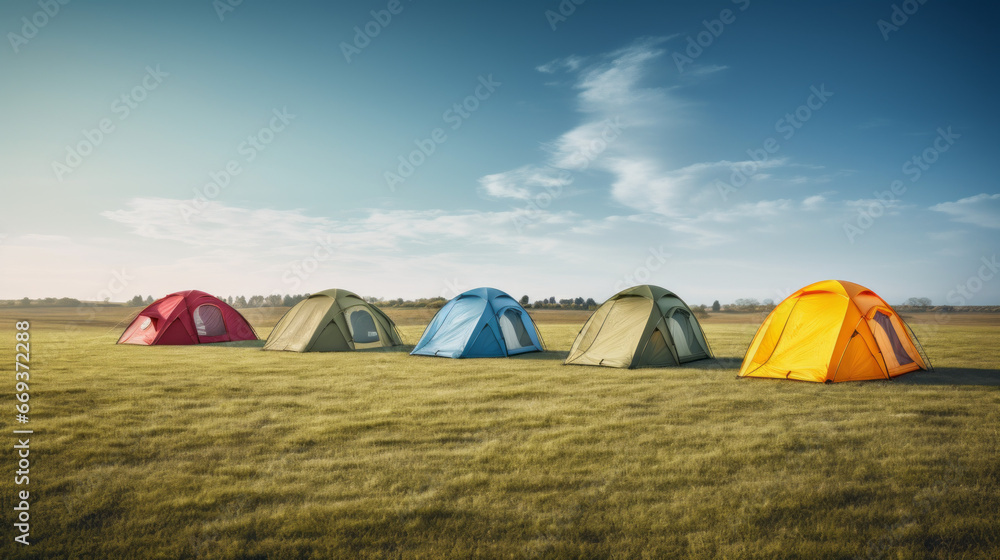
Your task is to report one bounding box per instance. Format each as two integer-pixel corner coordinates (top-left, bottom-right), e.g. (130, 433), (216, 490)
(193, 305), (227, 337)
(349, 310), (380, 344)
(873, 311), (914, 366)
(499, 309), (533, 350)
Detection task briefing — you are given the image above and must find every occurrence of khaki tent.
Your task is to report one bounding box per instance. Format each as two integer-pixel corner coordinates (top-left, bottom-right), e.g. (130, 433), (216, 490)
(738, 280), (930, 382)
(565, 285), (713, 368)
(263, 289), (402, 352)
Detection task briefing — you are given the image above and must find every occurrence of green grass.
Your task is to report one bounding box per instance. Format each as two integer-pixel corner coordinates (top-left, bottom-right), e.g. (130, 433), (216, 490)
(1, 309), (998, 559)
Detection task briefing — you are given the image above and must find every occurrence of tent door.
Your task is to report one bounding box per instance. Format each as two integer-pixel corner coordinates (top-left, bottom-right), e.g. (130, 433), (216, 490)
(347, 308), (381, 344)
(193, 304), (228, 339)
(498, 308), (534, 352)
(666, 310), (706, 362)
(867, 310), (918, 374)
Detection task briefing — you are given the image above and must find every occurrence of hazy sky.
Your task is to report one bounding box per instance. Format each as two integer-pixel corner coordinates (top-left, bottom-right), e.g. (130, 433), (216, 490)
(2, 0), (998, 305)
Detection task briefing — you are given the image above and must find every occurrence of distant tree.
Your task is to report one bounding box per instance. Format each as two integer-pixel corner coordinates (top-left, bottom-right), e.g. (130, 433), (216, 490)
(128, 295), (144, 306)
(762, 298), (775, 309)
(519, 295), (529, 306)
(227, 296), (234, 305)
(574, 297), (584, 306)
(145, 296), (154, 305)
(20, 297), (30, 306)
(548, 297), (556, 304)
(693, 304), (709, 319)
(585, 298), (597, 307)
(234, 295), (247, 308)
(905, 297), (932, 307)
(248, 295), (265, 307)
(266, 294), (282, 307)
(712, 300), (721, 312)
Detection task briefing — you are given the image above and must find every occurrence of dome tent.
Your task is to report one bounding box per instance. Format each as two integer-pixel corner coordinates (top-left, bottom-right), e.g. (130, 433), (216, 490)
(263, 289), (402, 352)
(411, 287), (544, 358)
(118, 290), (258, 345)
(564, 284), (713, 368)
(738, 280), (930, 382)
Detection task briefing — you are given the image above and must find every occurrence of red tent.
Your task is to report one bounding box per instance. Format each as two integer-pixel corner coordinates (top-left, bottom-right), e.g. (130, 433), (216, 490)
(118, 290), (258, 345)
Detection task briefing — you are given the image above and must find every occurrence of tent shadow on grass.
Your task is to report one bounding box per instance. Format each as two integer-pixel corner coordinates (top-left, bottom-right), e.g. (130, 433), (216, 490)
(680, 357), (743, 371)
(209, 340), (267, 348)
(208, 341), (416, 353)
(510, 351), (569, 362)
(893, 367), (1000, 386)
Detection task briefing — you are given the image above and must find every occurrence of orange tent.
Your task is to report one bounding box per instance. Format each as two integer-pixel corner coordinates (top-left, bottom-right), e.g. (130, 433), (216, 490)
(738, 280), (930, 382)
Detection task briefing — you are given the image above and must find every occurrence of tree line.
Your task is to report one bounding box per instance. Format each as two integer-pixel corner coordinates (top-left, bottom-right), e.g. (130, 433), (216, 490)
(1, 294), (941, 311)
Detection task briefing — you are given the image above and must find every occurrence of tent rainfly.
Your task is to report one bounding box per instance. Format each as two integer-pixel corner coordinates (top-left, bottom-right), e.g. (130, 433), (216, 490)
(411, 287), (544, 358)
(738, 280), (930, 382)
(263, 289), (402, 352)
(564, 284), (713, 368)
(118, 290), (258, 345)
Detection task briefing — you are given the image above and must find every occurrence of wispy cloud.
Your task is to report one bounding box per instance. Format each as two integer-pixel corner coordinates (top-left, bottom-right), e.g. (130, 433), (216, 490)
(681, 64), (729, 78)
(930, 193), (1000, 228)
(478, 166), (572, 200)
(480, 37), (819, 228)
(802, 194), (827, 210)
(102, 197), (584, 255)
(536, 55), (586, 74)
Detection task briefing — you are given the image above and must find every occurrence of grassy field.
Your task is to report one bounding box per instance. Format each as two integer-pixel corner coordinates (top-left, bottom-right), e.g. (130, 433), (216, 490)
(1, 307), (998, 559)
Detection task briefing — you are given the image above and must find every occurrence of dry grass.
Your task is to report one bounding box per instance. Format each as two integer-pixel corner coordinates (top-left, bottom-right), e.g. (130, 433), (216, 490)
(0, 307), (997, 559)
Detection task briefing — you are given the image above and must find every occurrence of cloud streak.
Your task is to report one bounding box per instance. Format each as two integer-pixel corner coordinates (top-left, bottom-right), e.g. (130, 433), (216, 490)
(930, 193), (1000, 229)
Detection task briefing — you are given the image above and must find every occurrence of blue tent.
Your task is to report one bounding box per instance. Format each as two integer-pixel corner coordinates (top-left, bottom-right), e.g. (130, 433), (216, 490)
(411, 287), (545, 358)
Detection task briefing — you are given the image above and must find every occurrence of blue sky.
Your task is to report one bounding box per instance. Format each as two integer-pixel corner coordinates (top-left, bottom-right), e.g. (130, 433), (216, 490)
(2, 0), (998, 305)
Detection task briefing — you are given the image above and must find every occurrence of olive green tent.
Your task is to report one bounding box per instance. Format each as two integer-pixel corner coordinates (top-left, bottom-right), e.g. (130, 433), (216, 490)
(564, 285), (713, 368)
(263, 289), (403, 352)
